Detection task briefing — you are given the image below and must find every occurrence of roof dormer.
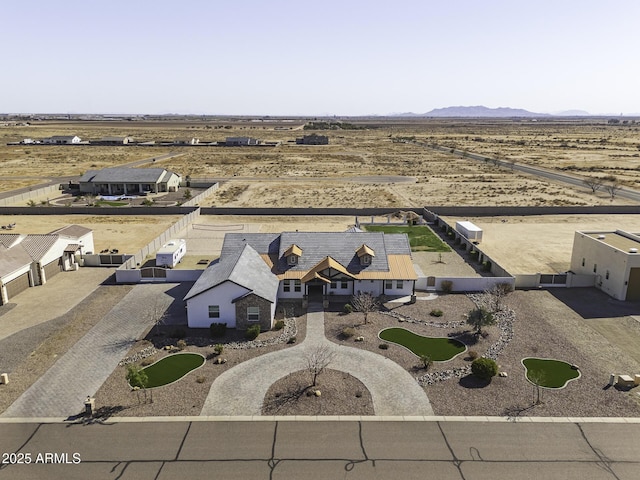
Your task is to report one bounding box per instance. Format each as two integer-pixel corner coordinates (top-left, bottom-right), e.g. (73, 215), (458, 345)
(284, 244), (302, 266)
(356, 244), (375, 266)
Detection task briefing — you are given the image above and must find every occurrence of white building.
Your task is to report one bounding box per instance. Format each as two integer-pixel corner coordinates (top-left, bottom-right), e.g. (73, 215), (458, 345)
(184, 231), (417, 330)
(570, 230), (640, 301)
(42, 135), (82, 144)
(0, 225), (94, 304)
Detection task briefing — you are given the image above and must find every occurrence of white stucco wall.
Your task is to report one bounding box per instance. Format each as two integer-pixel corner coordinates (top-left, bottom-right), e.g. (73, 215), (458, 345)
(186, 280), (249, 328)
(354, 279), (382, 296)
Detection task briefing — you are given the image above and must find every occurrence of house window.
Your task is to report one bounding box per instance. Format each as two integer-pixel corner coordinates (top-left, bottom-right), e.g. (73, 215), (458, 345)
(581, 258), (585, 267)
(330, 281), (337, 289)
(361, 254), (371, 265)
(593, 264), (597, 273)
(247, 306), (260, 322)
(385, 280), (393, 289)
(208, 305), (220, 318)
(606, 270), (610, 280)
(396, 280), (404, 289)
(341, 280), (348, 289)
(283, 280), (291, 292)
(294, 280), (301, 292)
(288, 255), (298, 266)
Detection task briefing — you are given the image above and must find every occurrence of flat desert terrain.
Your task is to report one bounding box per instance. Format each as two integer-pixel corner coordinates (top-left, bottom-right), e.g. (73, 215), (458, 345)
(0, 214), (182, 253)
(2, 118), (639, 207)
(443, 214), (640, 274)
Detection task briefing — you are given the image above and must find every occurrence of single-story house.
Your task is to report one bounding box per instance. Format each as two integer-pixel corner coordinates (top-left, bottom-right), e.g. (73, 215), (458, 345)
(93, 136), (134, 145)
(184, 231), (417, 330)
(571, 230), (640, 301)
(0, 225), (94, 304)
(296, 134), (329, 145)
(41, 135), (82, 144)
(225, 137), (260, 146)
(78, 167), (182, 195)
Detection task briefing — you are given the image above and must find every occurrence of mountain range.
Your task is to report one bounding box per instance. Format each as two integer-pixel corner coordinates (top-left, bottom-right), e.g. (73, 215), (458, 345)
(393, 106), (593, 117)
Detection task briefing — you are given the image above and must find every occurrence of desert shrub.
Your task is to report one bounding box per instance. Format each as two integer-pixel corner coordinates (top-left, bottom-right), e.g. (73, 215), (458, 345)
(471, 357), (498, 380)
(378, 343), (389, 350)
(245, 324), (261, 340)
(176, 339), (187, 351)
(342, 327), (356, 338)
(467, 350), (479, 361)
(196, 376), (206, 384)
(440, 280), (453, 293)
(419, 354), (433, 370)
(287, 336), (297, 344)
(430, 309), (443, 317)
(141, 358), (155, 366)
(213, 344), (224, 355)
(172, 328), (186, 339)
(482, 261), (492, 272)
(273, 320), (285, 330)
(209, 323), (227, 338)
(344, 303), (353, 314)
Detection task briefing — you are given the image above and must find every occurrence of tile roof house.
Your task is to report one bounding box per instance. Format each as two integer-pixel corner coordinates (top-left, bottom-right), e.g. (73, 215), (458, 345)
(0, 225), (94, 305)
(184, 231), (417, 330)
(78, 167), (182, 195)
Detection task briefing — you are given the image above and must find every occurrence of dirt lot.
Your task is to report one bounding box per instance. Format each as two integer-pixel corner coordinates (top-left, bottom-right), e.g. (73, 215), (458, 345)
(2, 118), (639, 207)
(0, 214), (182, 253)
(443, 214), (640, 275)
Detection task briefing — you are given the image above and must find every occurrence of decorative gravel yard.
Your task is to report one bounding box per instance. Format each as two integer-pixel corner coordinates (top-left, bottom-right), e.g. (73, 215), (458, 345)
(522, 357), (581, 389)
(378, 327), (466, 361)
(139, 353), (205, 388)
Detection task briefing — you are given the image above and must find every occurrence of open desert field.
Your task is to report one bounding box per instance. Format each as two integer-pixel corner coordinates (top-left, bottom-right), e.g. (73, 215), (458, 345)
(2, 118), (639, 207)
(443, 214), (640, 275)
(0, 214), (182, 253)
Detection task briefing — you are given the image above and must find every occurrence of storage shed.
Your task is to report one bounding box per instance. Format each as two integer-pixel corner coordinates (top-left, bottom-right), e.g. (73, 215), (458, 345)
(455, 221), (483, 243)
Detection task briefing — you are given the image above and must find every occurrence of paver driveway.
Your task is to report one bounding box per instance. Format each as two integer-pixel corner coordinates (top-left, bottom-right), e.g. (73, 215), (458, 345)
(200, 303), (433, 416)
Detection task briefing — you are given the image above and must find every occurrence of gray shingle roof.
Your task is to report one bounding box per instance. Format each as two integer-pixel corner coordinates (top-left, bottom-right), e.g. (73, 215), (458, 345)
(79, 167), (179, 184)
(48, 224), (92, 238)
(0, 244), (32, 278)
(184, 244), (278, 303)
(220, 232), (411, 274)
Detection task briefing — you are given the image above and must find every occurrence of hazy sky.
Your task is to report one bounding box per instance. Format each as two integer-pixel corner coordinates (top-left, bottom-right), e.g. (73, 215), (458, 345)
(3, 1), (639, 115)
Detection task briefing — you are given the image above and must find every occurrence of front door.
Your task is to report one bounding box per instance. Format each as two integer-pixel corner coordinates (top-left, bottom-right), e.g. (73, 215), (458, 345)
(307, 284), (324, 303)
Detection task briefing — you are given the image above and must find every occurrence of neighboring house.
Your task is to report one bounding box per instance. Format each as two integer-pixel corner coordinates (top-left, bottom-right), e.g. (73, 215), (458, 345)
(173, 138), (199, 145)
(41, 135), (82, 144)
(0, 225), (94, 305)
(78, 167), (182, 195)
(94, 136), (134, 145)
(184, 231), (417, 330)
(571, 230), (640, 301)
(225, 137), (260, 146)
(296, 134), (329, 145)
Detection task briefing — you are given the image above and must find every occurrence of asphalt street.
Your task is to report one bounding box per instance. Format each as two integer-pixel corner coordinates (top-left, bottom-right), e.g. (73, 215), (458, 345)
(0, 419), (637, 479)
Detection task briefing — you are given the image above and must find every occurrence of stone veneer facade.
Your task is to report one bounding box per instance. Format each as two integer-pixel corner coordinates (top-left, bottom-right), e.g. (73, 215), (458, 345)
(234, 293), (273, 331)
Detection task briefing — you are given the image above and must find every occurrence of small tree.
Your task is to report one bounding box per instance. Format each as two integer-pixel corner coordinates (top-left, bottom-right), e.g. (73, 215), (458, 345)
(471, 357), (498, 381)
(306, 344), (335, 387)
(419, 354), (433, 370)
(466, 307), (495, 335)
(486, 283), (513, 312)
(583, 176), (604, 194)
(528, 371), (546, 405)
(183, 188), (193, 200)
(126, 364), (149, 403)
(351, 292), (379, 325)
(150, 299), (167, 336)
(604, 182), (622, 199)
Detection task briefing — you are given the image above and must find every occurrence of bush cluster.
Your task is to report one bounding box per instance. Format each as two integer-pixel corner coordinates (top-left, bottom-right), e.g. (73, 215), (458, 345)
(430, 309), (443, 317)
(273, 320), (285, 330)
(342, 327), (356, 338)
(245, 324), (261, 340)
(471, 357), (498, 380)
(209, 323), (227, 338)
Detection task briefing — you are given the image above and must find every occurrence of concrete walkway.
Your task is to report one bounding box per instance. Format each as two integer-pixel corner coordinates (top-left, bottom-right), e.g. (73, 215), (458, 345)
(1, 284), (180, 418)
(200, 303), (433, 416)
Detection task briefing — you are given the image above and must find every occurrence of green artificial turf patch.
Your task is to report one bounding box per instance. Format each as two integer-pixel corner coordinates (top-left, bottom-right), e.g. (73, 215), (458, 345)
(522, 357), (581, 389)
(141, 353), (205, 388)
(378, 327), (465, 361)
(363, 225), (450, 252)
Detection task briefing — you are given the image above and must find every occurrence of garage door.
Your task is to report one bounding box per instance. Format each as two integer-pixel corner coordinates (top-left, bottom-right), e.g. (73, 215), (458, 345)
(626, 268), (640, 301)
(5, 272), (31, 300)
(43, 258), (63, 281)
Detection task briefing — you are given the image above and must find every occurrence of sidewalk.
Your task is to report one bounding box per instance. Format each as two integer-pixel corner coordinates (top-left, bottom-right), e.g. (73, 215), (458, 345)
(200, 303), (433, 416)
